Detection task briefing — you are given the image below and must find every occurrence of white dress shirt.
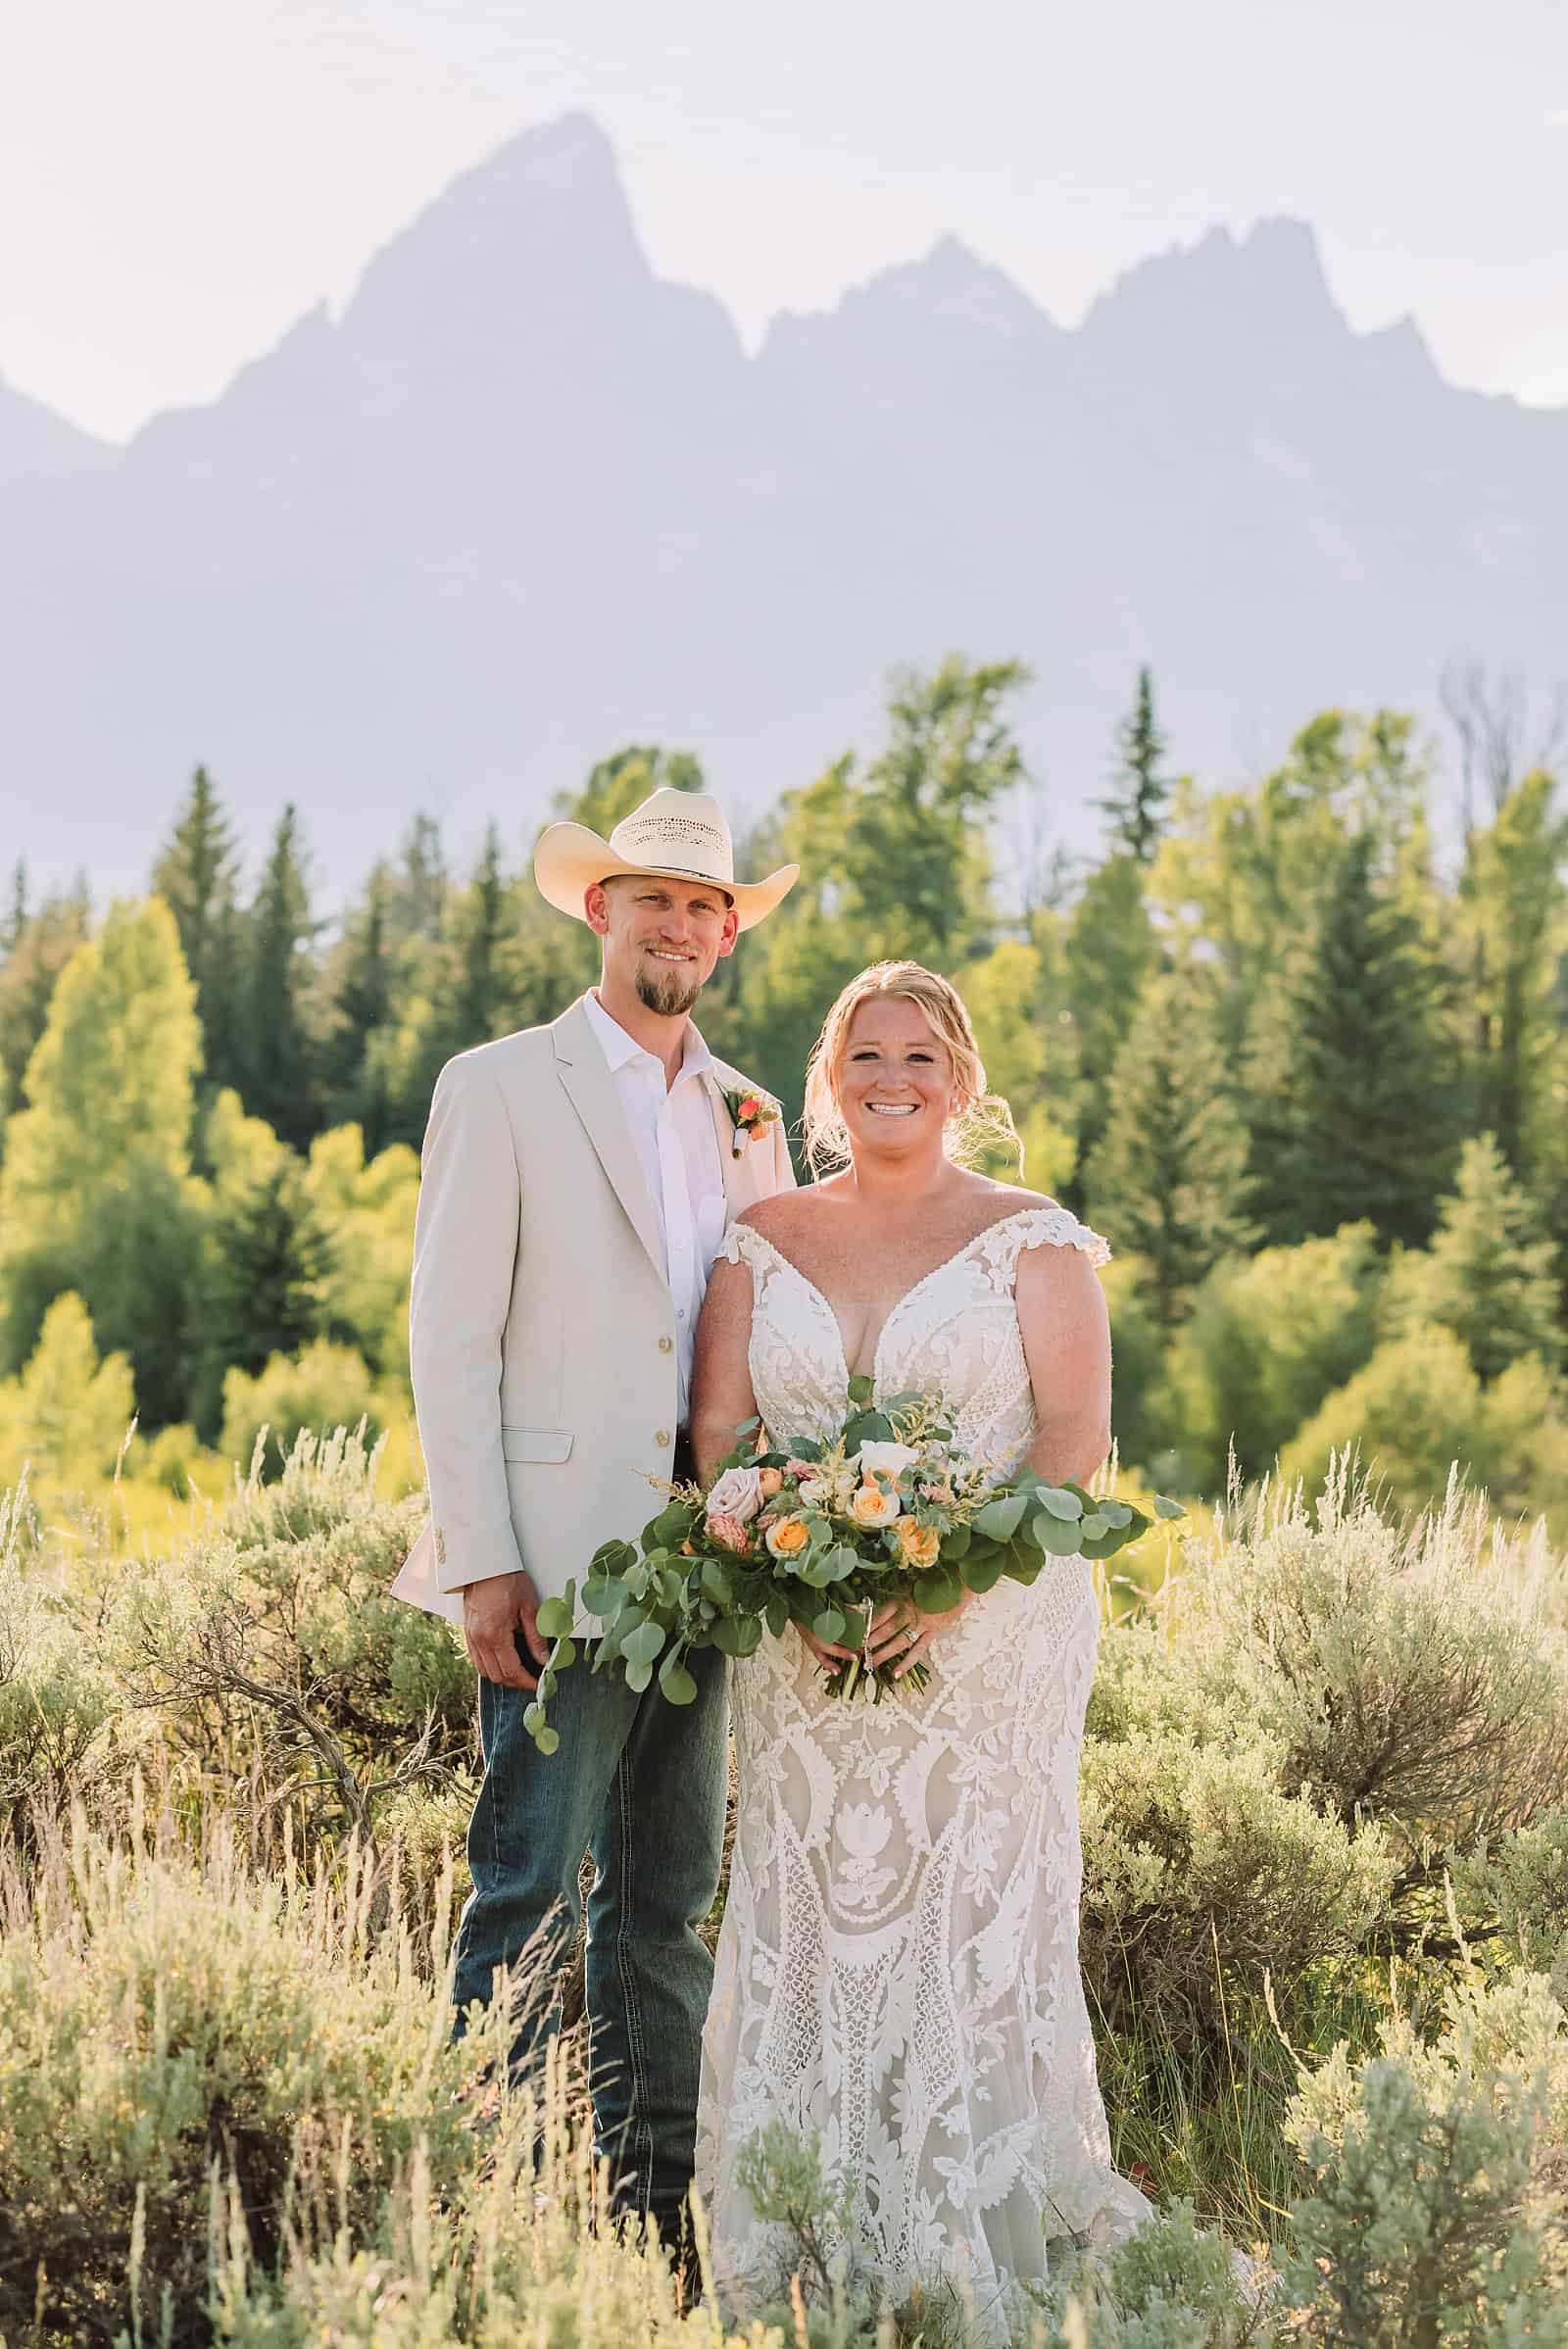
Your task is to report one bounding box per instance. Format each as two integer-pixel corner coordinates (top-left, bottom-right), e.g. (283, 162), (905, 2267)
(583, 990), (727, 1427)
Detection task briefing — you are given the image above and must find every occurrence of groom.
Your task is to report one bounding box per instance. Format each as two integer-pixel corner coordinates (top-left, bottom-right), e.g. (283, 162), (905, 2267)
(392, 784), (797, 2243)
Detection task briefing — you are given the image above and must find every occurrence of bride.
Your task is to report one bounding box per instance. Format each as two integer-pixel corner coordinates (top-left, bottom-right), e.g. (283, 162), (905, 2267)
(689, 959), (1150, 2327)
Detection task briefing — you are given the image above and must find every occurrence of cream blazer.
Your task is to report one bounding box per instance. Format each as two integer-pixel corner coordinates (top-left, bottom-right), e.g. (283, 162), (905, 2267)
(391, 994), (795, 1623)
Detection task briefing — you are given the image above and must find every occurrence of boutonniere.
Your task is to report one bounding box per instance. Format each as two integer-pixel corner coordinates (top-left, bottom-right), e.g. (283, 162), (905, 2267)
(723, 1084), (782, 1160)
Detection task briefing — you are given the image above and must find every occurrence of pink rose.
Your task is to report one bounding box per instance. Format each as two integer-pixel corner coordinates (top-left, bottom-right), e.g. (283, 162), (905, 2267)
(706, 1465), (763, 1524)
(707, 1513), (754, 1556)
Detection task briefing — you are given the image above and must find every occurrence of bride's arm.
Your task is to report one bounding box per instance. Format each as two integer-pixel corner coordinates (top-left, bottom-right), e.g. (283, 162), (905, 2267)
(690, 1257), (760, 1483)
(1015, 1242), (1114, 1485)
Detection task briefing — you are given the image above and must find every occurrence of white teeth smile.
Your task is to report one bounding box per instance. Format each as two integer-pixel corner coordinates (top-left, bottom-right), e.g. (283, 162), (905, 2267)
(648, 951), (693, 961)
(867, 1103), (917, 1116)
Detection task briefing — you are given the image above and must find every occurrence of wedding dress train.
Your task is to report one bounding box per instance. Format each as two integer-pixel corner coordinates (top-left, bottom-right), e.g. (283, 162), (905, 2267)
(694, 1206), (1150, 2329)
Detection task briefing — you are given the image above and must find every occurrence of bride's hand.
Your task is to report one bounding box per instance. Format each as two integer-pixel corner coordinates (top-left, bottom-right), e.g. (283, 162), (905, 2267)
(865, 1590), (972, 1675)
(798, 1620), (859, 1671)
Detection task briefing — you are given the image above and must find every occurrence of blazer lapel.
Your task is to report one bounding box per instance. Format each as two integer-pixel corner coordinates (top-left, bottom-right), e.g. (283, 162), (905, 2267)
(553, 1000), (666, 1280)
(707, 1070), (748, 1218)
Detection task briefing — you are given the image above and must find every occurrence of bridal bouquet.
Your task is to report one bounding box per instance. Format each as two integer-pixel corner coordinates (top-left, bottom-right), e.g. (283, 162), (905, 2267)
(522, 1380), (1181, 1751)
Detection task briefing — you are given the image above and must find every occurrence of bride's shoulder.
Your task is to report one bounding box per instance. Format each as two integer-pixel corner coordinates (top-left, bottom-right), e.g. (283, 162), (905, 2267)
(736, 1178), (843, 1241)
(986, 1185), (1064, 1218)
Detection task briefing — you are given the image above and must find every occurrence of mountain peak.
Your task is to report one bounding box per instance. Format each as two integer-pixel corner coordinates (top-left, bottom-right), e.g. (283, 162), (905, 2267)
(339, 109), (651, 345)
(1081, 214), (1348, 359)
(760, 231), (1058, 365)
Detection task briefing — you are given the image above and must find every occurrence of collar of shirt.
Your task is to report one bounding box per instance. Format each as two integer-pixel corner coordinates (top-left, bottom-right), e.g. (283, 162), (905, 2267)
(584, 989), (714, 1094)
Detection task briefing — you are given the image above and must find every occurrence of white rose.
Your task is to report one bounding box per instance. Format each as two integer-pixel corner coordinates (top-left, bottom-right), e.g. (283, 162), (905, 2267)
(706, 1464), (763, 1525)
(855, 1441), (920, 1484)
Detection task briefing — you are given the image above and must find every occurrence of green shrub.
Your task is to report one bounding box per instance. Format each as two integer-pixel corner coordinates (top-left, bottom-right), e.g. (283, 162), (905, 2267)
(219, 1342), (386, 1480)
(1452, 1811), (1568, 1991)
(1165, 1476), (1568, 1847)
(1080, 1733), (1396, 2045)
(0, 1812), (524, 2348)
(1279, 1326), (1490, 1519)
(1278, 1972), (1568, 2341)
(0, 1489), (113, 1817)
(1166, 1223), (1382, 1488)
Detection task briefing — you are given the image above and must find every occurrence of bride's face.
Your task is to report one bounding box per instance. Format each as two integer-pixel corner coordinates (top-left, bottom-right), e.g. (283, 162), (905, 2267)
(837, 997), (956, 1155)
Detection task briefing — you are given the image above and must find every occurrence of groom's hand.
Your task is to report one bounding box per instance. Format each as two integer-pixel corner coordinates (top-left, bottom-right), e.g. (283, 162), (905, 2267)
(461, 1569), (551, 1689)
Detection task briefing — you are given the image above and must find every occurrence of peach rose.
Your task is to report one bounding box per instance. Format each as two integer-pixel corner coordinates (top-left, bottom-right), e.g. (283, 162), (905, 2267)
(894, 1517), (942, 1571)
(707, 1514), (754, 1556)
(764, 1515), (811, 1560)
(758, 1467), (784, 1498)
(850, 1481), (902, 1530)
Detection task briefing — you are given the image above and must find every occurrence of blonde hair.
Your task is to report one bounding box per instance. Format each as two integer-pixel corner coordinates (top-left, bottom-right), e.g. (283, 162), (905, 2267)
(801, 960), (1021, 1179)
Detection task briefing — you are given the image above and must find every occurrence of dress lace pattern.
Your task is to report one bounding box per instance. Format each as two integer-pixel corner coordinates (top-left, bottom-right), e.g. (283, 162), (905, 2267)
(694, 1208), (1150, 2328)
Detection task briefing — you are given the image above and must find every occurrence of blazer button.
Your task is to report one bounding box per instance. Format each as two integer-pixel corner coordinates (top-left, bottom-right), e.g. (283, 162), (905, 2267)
(659, 1335), (673, 1353)
(655, 1429), (672, 1447)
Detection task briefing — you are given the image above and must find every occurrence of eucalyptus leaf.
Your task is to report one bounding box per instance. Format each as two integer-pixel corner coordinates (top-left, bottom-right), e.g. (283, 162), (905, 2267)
(1036, 1487), (1084, 1522)
(918, 1570), (963, 1615)
(812, 1607), (847, 1644)
(847, 1374), (875, 1404)
(973, 1493), (1029, 1541)
(1079, 1513), (1108, 1540)
(624, 1659), (654, 1694)
(659, 1653), (699, 1704)
(764, 1593), (789, 1639)
(701, 1559), (733, 1604)
(535, 1596), (574, 1640)
(1034, 1510), (1086, 1556)
(621, 1620), (666, 1667)
(960, 1553), (1005, 1593)
(534, 1725), (560, 1755)
(1155, 1495), (1187, 1520)
(713, 1613), (763, 1657)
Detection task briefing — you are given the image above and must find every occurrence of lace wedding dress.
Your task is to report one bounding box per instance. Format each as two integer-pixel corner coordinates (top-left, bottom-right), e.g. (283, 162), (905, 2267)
(694, 1206), (1151, 2330)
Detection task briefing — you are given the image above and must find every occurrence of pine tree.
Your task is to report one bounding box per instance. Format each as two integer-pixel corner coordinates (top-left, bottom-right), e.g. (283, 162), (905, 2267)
(322, 864), (394, 1149)
(2, 862), (26, 956)
(1387, 1133), (1561, 1383)
(1458, 769), (1568, 1180)
(451, 825), (512, 1048)
(1085, 970), (1255, 1330)
(1062, 852), (1156, 1194)
(1096, 667), (1171, 862)
(1250, 829), (1463, 1250)
(151, 764), (244, 1095)
(239, 805), (319, 1149)
(197, 1159), (332, 1430)
(391, 811), (448, 947)
(0, 889), (92, 1127)
(0, 899), (202, 1393)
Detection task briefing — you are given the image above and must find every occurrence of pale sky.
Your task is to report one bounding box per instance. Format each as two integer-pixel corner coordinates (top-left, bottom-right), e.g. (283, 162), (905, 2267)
(4, 0), (1567, 443)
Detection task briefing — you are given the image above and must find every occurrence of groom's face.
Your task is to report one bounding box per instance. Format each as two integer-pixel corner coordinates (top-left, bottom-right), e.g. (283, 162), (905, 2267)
(589, 876), (739, 1017)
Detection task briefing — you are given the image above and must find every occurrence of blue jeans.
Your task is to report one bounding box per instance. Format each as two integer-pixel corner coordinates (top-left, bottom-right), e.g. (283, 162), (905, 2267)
(453, 1639), (729, 2232)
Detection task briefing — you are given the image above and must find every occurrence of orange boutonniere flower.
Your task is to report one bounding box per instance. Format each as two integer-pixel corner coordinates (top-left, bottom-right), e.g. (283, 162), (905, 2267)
(723, 1084), (782, 1160)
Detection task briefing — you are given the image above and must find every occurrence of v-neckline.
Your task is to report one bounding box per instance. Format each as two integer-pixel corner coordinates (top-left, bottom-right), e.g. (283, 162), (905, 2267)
(747, 1207), (1040, 1391)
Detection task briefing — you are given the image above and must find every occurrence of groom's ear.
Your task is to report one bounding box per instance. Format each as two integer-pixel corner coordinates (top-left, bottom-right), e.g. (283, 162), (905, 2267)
(584, 882), (612, 936)
(716, 905), (740, 957)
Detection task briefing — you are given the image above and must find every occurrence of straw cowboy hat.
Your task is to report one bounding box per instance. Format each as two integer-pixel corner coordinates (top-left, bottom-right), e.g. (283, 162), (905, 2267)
(533, 786), (799, 932)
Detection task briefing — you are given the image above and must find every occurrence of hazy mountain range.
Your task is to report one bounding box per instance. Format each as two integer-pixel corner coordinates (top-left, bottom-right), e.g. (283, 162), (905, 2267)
(3, 111), (1563, 902)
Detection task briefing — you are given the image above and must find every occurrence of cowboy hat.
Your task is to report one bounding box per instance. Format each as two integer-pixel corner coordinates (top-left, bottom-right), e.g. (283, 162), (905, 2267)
(533, 786), (799, 932)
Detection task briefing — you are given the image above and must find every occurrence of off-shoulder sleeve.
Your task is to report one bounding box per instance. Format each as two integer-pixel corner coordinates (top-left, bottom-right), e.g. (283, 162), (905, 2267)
(718, 1222), (766, 1274)
(1004, 1205), (1111, 1270)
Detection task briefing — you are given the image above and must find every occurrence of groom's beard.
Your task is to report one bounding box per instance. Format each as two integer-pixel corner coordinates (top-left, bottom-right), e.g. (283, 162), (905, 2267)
(635, 960), (703, 1017)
